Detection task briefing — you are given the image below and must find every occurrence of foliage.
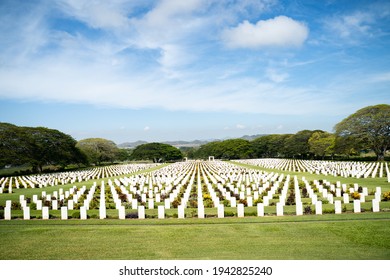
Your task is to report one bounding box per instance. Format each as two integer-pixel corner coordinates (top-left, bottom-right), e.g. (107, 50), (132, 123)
(130, 142), (183, 163)
(194, 139), (253, 159)
(0, 123), (87, 172)
(308, 131), (336, 158)
(76, 138), (120, 165)
(334, 104), (390, 161)
(351, 192), (361, 200)
(382, 191), (390, 201)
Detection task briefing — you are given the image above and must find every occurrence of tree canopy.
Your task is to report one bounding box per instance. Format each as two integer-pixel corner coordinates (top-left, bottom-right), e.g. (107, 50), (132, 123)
(130, 142), (183, 162)
(0, 123), (86, 172)
(334, 104), (390, 161)
(76, 138), (120, 165)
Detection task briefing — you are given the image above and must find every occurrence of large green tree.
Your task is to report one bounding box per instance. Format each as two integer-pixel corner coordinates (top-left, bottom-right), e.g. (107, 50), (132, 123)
(76, 138), (119, 165)
(285, 130), (323, 159)
(0, 123), (86, 172)
(194, 139), (252, 160)
(251, 134), (291, 158)
(308, 131), (336, 159)
(334, 104), (390, 161)
(130, 142), (183, 162)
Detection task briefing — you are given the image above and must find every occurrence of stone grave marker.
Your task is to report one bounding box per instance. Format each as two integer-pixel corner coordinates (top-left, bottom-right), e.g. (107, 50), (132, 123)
(158, 205), (165, 219)
(23, 206), (30, 220)
(335, 200), (342, 214)
(315, 201), (322, 215)
(42, 206), (49, 220)
(353, 200), (361, 213)
(61, 207), (68, 220)
(217, 204), (224, 218)
(138, 206), (145, 220)
(237, 203), (244, 217)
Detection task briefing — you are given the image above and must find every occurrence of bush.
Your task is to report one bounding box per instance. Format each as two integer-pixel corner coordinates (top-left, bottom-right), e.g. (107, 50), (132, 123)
(126, 212), (138, 219)
(351, 192), (360, 200)
(11, 201), (21, 210)
(304, 206), (312, 215)
(382, 191), (390, 201)
(71, 211), (80, 219)
(254, 198), (263, 204)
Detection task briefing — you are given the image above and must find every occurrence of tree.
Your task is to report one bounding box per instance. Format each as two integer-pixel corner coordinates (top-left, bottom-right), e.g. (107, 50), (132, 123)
(194, 139), (252, 160)
(130, 143), (183, 162)
(0, 123), (86, 172)
(334, 104), (390, 161)
(76, 138), (119, 165)
(251, 134), (291, 158)
(308, 131), (336, 159)
(285, 130), (323, 159)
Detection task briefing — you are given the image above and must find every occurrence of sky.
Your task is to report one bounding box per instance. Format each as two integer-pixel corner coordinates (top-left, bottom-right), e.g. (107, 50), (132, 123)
(0, 0), (389, 144)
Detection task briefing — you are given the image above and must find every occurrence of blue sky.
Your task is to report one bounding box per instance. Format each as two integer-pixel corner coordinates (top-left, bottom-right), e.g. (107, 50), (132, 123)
(0, 0), (389, 144)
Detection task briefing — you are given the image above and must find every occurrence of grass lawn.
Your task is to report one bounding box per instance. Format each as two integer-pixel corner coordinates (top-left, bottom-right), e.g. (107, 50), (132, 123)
(0, 212), (389, 260)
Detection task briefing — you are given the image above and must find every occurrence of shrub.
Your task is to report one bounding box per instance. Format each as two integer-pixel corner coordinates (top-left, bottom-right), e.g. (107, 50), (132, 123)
(351, 192), (360, 200)
(172, 199), (180, 208)
(254, 198), (263, 204)
(222, 199), (230, 207)
(11, 201), (21, 210)
(304, 206), (312, 215)
(126, 212), (139, 219)
(382, 191), (390, 201)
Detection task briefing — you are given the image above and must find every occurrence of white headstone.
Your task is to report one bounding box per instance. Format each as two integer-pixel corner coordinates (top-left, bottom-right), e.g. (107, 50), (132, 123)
(67, 200), (73, 210)
(217, 204), (224, 218)
(237, 203), (244, 218)
(315, 201), (322, 215)
(99, 205), (106, 219)
(178, 205), (185, 219)
(198, 204), (205, 219)
(158, 205), (165, 219)
(353, 200), (361, 213)
(335, 200), (342, 214)
(61, 207), (68, 220)
(164, 199), (170, 209)
(131, 199), (138, 210)
(118, 206), (125, 220)
(148, 198), (154, 209)
(4, 206), (11, 220)
(372, 199), (380, 212)
(276, 202), (283, 216)
(263, 196), (269, 206)
(42, 206), (49, 220)
(296, 202), (303, 216)
(37, 200), (43, 210)
(343, 193), (349, 204)
(52, 200), (58, 210)
(247, 196), (253, 207)
(80, 206), (87, 220)
(257, 203), (264, 217)
(23, 206), (30, 220)
(231, 197), (237, 207)
(138, 206), (145, 220)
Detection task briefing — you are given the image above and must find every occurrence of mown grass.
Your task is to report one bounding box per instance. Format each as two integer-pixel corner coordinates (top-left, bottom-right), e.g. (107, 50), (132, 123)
(0, 212), (389, 260)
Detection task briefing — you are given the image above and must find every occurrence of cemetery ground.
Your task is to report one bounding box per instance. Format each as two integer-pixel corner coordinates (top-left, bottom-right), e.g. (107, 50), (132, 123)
(0, 160), (389, 260)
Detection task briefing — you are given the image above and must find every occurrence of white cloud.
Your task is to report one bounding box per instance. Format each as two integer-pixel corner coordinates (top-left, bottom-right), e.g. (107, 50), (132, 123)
(326, 11), (374, 40)
(222, 16), (309, 48)
(266, 68), (289, 83)
(144, 126), (150, 131)
(56, 0), (131, 29)
(236, 124), (246, 129)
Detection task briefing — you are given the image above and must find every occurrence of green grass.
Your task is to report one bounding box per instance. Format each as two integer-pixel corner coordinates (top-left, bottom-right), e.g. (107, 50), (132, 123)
(0, 212), (389, 260)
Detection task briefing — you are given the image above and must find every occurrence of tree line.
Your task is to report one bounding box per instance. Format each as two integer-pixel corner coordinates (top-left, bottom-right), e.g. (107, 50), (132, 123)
(187, 104), (389, 161)
(0, 104), (388, 174)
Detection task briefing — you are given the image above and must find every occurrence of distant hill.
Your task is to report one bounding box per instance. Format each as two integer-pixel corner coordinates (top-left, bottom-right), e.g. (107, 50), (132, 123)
(118, 134), (267, 149)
